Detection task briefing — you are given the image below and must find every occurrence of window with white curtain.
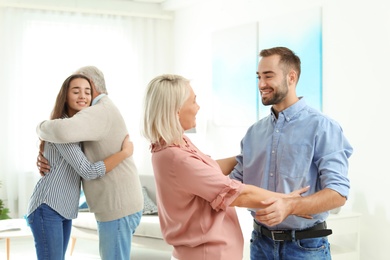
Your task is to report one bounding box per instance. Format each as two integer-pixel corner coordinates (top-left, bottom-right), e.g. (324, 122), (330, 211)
(0, 6), (172, 217)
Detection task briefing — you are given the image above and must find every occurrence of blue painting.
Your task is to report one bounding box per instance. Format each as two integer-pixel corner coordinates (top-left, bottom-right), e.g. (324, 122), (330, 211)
(212, 22), (258, 126)
(257, 7), (322, 118)
(212, 7), (322, 125)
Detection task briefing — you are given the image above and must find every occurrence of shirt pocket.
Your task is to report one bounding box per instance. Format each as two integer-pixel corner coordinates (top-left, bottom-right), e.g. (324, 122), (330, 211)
(278, 144), (312, 179)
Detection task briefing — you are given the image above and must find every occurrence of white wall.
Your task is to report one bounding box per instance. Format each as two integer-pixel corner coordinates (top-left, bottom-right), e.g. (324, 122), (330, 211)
(164, 0), (390, 259)
(0, 0), (172, 19)
(0, 0), (173, 216)
(1, 0), (389, 258)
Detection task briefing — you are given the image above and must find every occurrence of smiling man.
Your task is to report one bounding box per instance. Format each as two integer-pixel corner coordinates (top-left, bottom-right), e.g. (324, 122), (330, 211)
(230, 47), (353, 260)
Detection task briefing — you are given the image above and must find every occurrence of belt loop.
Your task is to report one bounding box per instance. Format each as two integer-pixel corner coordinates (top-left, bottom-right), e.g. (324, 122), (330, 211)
(254, 220), (263, 236)
(258, 223), (263, 236)
(291, 230), (296, 241)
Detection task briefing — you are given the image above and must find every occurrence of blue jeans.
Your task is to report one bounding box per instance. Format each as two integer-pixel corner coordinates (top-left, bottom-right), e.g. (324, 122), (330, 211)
(97, 210), (142, 260)
(250, 228), (331, 260)
(27, 204), (72, 260)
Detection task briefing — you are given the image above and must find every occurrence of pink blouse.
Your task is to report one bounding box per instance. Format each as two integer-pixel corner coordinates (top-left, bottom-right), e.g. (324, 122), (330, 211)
(151, 135), (245, 260)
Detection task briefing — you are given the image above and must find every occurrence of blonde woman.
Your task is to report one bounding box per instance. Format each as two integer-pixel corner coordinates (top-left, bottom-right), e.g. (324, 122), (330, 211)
(142, 74), (309, 260)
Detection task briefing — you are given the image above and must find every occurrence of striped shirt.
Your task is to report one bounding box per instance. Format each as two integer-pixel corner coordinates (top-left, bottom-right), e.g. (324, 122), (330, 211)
(27, 141), (106, 219)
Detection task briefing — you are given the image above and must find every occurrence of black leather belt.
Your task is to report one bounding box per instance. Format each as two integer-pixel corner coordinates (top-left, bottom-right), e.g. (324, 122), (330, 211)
(253, 221), (332, 241)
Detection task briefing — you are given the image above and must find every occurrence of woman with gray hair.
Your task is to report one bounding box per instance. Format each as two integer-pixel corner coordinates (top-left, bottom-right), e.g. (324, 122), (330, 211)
(142, 74), (309, 260)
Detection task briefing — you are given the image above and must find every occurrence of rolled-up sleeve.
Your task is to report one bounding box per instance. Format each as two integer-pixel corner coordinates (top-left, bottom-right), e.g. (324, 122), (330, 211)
(210, 180), (245, 211)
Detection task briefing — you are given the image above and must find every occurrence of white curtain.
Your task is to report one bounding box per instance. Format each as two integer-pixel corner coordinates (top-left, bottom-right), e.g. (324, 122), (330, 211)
(0, 6), (172, 217)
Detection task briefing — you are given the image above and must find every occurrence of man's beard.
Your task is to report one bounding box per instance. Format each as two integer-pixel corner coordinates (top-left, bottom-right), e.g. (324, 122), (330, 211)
(261, 81), (288, 106)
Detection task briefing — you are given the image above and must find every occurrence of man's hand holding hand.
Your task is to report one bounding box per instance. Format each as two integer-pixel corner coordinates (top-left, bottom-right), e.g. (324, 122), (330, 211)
(254, 196), (312, 227)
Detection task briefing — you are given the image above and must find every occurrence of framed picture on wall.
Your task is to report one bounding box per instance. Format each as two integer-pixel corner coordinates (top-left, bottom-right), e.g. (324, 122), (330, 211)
(211, 22), (259, 126)
(211, 7), (322, 125)
(257, 7), (323, 118)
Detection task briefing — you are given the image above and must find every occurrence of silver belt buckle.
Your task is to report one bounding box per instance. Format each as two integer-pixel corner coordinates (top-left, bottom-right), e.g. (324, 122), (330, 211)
(271, 230), (284, 241)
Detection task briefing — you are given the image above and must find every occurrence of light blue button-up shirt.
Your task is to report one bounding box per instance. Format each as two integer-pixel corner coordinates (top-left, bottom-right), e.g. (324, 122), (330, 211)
(230, 98), (353, 230)
(92, 93), (106, 106)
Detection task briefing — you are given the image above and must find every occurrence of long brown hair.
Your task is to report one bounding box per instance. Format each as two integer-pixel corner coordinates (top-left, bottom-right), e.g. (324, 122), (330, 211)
(50, 74), (92, 119)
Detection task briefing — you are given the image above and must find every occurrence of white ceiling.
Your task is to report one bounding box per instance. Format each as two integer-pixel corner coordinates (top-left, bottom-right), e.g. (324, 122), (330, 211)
(124, 0), (166, 3)
(120, 0), (199, 10)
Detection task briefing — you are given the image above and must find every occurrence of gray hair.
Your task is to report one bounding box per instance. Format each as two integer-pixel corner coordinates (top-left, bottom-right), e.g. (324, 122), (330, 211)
(74, 66), (108, 94)
(142, 74), (190, 145)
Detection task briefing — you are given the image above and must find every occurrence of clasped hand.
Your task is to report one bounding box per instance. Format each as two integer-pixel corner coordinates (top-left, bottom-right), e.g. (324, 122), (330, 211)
(254, 186), (312, 227)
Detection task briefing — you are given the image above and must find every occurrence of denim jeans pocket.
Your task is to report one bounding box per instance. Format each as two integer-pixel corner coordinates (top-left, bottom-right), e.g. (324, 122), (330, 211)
(297, 237), (328, 251)
(250, 229), (261, 244)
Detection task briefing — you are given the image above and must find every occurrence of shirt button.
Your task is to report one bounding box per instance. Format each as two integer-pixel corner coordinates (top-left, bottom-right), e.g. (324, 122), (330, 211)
(276, 129), (279, 133)
(272, 150), (275, 154)
(270, 173), (274, 177)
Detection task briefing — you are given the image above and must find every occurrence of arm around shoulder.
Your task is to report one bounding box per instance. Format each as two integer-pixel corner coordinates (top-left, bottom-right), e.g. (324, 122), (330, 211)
(36, 105), (109, 143)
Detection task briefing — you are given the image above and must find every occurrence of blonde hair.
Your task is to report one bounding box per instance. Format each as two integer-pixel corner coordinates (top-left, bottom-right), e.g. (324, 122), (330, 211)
(142, 74), (190, 145)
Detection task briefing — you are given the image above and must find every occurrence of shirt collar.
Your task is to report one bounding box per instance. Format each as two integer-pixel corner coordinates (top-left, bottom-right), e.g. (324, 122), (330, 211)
(270, 97), (306, 122)
(92, 94), (106, 106)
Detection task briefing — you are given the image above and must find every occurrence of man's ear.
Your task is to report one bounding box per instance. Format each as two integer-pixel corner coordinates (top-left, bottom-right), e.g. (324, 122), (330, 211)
(287, 70), (298, 86)
(90, 81), (96, 91)
(90, 81), (99, 99)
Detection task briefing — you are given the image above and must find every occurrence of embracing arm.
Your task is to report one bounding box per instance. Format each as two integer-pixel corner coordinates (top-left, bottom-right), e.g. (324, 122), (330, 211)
(37, 140), (49, 176)
(66, 135), (133, 179)
(216, 156), (237, 176)
(103, 135), (133, 172)
(42, 135), (133, 180)
(37, 104), (108, 143)
(37, 133), (133, 175)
